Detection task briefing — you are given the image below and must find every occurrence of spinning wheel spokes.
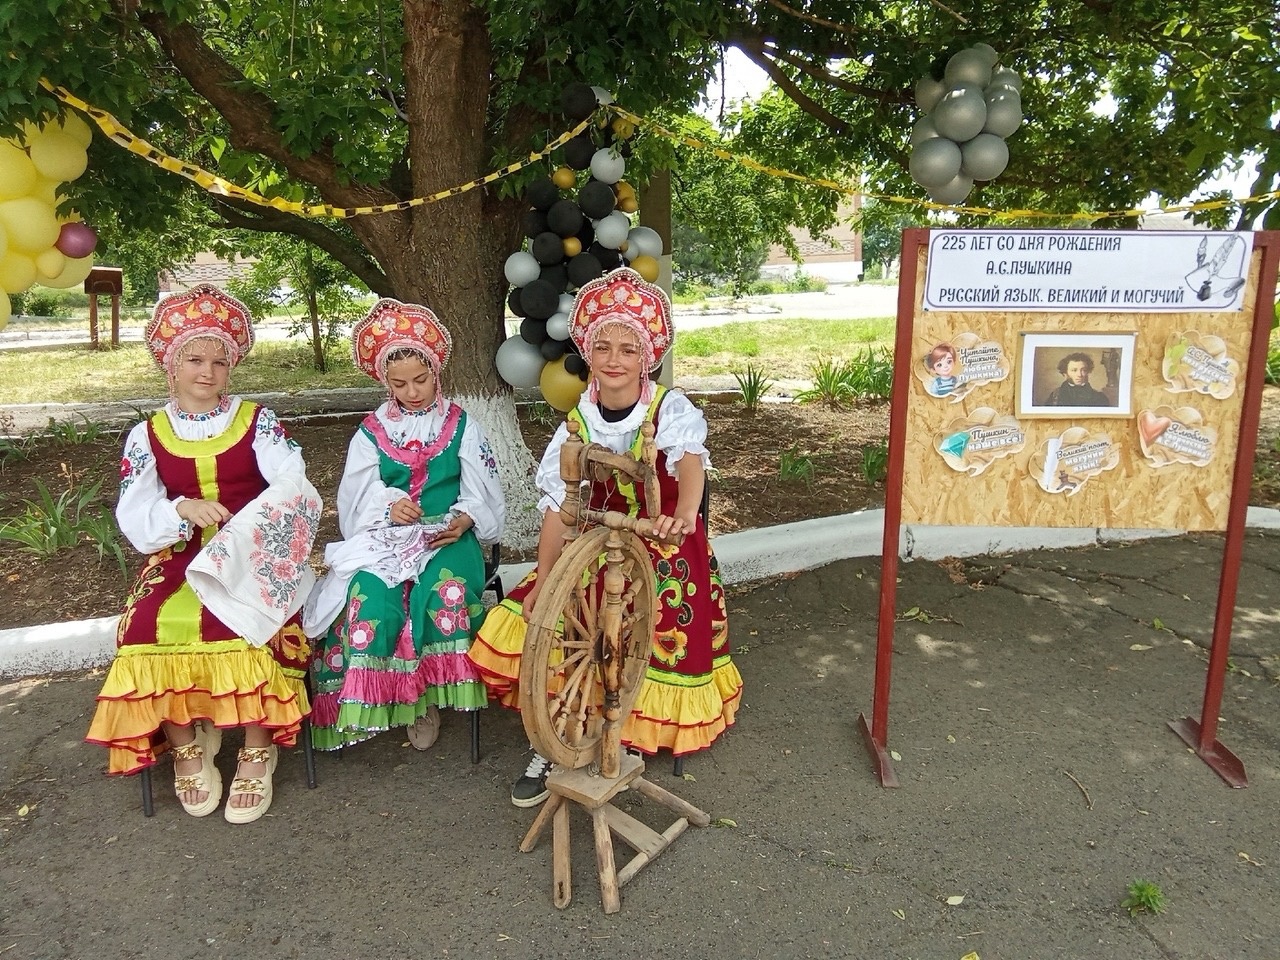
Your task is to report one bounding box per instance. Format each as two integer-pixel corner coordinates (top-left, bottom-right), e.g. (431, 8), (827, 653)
(520, 526), (657, 770)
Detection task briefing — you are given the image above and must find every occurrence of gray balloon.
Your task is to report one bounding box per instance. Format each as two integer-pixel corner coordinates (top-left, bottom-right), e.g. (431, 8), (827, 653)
(495, 335), (547, 388)
(914, 75), (947, 114)
(910, 115), (941, 146)
(909, 138), (962, 189)
(930, 173), (975, 205)
(933, 87), (987, 143)
(983, 88), (1023, 138)
(960, 133), (1010, 180)
(990, 66), (1023, 93)
(944, 49), (993, 89)
(969, 43), (999, 67)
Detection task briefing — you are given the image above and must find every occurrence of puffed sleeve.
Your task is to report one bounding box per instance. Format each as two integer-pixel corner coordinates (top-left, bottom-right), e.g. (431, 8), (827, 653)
(115, 421), (189, 553)
(334, 429), (404, 538)
(453, 417), (506, 545)
(654, 392), (712, 475)
(251, 406), (308, 483)
(534, 423), (571, 513)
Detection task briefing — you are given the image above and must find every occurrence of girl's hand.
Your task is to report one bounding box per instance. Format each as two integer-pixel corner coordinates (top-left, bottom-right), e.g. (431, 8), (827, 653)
(389, 498), (423, 526)
(429, 513), (473, 547)
(175, 498), (232, 528)
(650, 511), (696, 543)
(520, 579), (543, 623)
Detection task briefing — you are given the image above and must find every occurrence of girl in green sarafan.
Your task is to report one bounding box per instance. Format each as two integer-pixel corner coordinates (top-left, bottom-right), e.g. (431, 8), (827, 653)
(303, 299), (504, 752)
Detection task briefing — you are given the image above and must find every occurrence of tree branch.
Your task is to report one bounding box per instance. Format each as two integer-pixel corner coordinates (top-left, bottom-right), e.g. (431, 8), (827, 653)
(765, 44), (912, 105)
(209, 196), (393, 296)
(133, 7), (402, 218)
(737, 39), (852, 136)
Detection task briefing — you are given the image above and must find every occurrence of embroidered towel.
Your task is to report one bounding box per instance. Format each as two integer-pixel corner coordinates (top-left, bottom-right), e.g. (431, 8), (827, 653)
(187, 476), (323, 647)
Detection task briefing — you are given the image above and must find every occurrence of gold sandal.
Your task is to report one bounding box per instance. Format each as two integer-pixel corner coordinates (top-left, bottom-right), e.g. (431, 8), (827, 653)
(223, 746), (277, 824)
(171, 721), (223, 818)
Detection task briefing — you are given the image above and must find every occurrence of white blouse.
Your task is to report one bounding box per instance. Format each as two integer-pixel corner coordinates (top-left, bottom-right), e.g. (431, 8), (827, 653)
(535, 390), (711, 514)
(116, 398), (307, 554)
(334, 400), (504, 545)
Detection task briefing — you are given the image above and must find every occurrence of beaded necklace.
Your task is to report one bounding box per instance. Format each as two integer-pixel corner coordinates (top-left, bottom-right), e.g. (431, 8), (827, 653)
(170, 396), (231, 423)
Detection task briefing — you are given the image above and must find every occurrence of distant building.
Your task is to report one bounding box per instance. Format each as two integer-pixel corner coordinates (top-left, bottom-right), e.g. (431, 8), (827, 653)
(761, 197), (863, 283)
(157, 252), (256, 295)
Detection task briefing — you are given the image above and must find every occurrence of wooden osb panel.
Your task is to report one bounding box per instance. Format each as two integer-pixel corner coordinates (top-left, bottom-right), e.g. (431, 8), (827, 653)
(901, 246), (1266, 530)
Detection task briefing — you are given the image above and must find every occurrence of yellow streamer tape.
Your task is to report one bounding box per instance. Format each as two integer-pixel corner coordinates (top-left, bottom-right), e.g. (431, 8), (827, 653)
(38, 77), (1279, 224)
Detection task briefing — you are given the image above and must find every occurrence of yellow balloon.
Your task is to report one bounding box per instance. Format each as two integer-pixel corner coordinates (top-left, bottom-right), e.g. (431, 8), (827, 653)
(539, 356), (587, 413)
(35, 247), (65, 280)
(613, 181), (635, 200)
(562, 236), (582, 258)
(27, 129), (88, 182)
(552, 166), (576, 189)
(0, 252), (37, 294)
(0, 141), (37, 201)
(27, 177), (61, 206)
(618, 196), (639, 214)
(57, 112), (94, 149)
(611, 118), (636, 140)
(0, 290), (9, 330)
(0, 222), (8, 262)
(630, 254), (660, 283)
(0, 198), (60, 254)
(40, 253), (95, 289)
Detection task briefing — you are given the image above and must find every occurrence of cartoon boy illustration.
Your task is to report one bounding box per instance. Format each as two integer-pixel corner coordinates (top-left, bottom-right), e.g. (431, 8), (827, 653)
(924, 343), (958, 398)
(1043, 352), (1111, 407)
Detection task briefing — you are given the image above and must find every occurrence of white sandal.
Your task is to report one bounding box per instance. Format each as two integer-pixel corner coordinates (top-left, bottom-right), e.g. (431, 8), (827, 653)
(223, 746), (277, 824)
(171, 721), (222, 818)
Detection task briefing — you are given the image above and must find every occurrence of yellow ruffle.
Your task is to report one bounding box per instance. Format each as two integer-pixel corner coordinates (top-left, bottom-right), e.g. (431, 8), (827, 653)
(467, 599), (526, 709)
(623, 657), (743, 757)
(86, 647), (311, 775)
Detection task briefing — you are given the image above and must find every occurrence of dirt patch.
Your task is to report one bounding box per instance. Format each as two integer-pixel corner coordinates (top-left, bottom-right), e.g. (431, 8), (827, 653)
(0, 399), (887, 630)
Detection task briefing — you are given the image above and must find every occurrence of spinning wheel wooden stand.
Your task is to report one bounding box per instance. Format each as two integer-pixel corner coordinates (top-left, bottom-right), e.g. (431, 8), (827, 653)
(517, 420), (710, 913)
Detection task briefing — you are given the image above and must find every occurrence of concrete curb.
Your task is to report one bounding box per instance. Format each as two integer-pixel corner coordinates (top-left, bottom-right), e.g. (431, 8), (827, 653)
(4, 505), (1278, 679)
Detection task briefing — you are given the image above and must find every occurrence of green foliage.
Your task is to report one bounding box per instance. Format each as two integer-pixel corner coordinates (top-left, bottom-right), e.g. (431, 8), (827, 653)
(731, 364), (773, 413)
(778, 444), (814, 485)
(795, 357), (857, 407)
(42, 415), (108, 445)
(1266, 347), (1280, 386)
(22, 291), (65, 318)
(1121, 879), (1166, 917)
(0, 478), (109, 560)
(861, 440), (889, 484)
(844, 346), (894, 400)
(524, 401), (559, 427)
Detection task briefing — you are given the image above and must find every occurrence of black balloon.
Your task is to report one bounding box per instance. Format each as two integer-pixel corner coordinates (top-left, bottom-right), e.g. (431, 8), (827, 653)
(564, 134), (596, 170)
(520, 278), (560, 320)
(564, 353), (586, 375)
(526, 178), (560, 211)
(589, 243), (624, 271)
(579, 180), (616, 219)
(546, 199), (584, 238)
(576, 366), (591, 382)
(521, 208), (548, 238)
(519, 317), (547, 345)
(575, 218), (595, 249)
(566, 252), (603, 288)
(539, 263), (568, 292)
(561, 82), (598, 121)
(532, 231), (565, 265)
(540, 338), (568, 361)
(507, 287), (527, 318)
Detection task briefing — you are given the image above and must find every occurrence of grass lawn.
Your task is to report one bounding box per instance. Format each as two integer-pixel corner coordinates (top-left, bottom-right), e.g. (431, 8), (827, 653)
(0, 315), (896, 406)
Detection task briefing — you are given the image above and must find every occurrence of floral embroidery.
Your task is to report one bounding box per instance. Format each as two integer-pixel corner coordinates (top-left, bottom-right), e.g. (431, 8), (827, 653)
(255, 407), (299, 450)
(652, 627), (689, 667)
(241, 490), (322, 610)
(477, 438), (499, 477)
(118, 442), (152, 494)
(323, 643), (345, 671)
(171, 396), (231, 423)
(430, 569), (471, 640)
(437, 578), (466, 607)
(270, 624), (310, 665)
(347, 617), (376, 651)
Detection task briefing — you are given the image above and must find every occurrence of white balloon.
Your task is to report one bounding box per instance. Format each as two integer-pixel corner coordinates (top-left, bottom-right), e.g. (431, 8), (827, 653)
(504, 250), (541, 286)
(589, 149), (626, 185)
(914, 75), (946, 114)
(590, 86), (615, 105)
(969, 43), (1000, 67)
(495, 335), (547, 388)
(558, 293), (576, 315)
(932, 87), (987, 143)
(546, 311), (571, 341)
(594, 211), (631, 249)
(990, 66), (1023, 93)
(627, 225), (662, 259)
(983, 88), (1023, 138)
(909, 138), (962, 189)
(960, 133), (1010, 180)
(944, 49), (992, 89)
(930, 173), (975, 205)
(910, 115), (941, 146)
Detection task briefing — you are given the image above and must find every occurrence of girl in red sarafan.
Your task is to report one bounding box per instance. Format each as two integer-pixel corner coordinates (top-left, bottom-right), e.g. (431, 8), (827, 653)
(467, 268), (742, 808)
(86, 284), (319, 824)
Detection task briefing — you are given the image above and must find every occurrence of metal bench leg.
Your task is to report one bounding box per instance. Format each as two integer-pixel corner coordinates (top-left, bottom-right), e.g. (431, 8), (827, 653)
(470, 710), (481, 764)
(140, 767), (155, 817)
(673, 754), (684, 778)
(302, 719), (318, 789)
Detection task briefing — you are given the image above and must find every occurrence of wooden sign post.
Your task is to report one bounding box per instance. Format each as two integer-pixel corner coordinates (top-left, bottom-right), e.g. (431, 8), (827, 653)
(84, 266), (124, 349)
(861, 228), (1280, 789)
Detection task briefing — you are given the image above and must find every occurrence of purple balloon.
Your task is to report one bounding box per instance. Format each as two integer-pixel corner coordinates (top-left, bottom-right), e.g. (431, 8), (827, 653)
(55, 222), (97, 259)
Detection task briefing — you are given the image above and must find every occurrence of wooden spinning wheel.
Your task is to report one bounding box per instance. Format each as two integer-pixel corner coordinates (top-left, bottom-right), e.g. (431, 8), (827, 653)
(516, 417), (710, 914)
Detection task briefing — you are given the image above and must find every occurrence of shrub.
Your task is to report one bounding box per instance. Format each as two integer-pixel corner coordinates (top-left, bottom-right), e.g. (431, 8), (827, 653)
(778, 444), (815, 485)
(861, 440), (889, 483)
(732, 364), (773, 414)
